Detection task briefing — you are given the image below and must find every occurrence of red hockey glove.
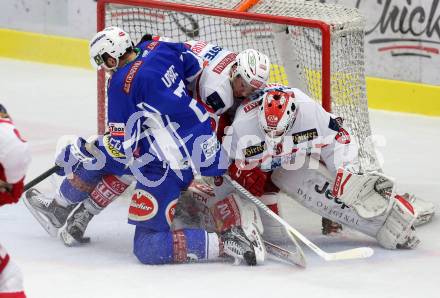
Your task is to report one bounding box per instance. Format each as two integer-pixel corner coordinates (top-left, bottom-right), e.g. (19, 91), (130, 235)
(0, 178), (24, 207)
(228, 162), (267, 197)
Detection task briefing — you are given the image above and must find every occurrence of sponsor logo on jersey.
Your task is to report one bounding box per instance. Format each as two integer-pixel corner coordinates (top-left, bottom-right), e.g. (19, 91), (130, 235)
(108, 122), (125, 137)
(146, 41), (159, 51)
(243, 100), (260, 113)
(190, 40), (208, 55)
(213, 53), (237, 74)
(165, 199), (178, 226)
(128, 189), (159, 221)
(203, 46), (223, 61)
(103, 135), (125, 158)
(335, 128), (351, 144)
(161, 64), (179, 88)
(142, 41), (160, 58)
(90, 176), (129, 208)
(123, 60), (143, 94)
(292, 129), (318, 144)
(249, 79), (264, 89)
(243, 141), (266, 158)
(201, 134), (221, 160)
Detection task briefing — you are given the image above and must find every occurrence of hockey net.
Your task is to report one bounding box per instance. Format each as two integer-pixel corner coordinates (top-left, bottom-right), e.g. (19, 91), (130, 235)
(97, 0), (381, 172)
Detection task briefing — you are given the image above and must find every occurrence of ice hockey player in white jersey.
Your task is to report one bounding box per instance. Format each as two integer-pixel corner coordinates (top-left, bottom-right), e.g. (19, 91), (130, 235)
(217, 85), (433, 249)
(184, 40), (269, 116)
(0, 104), (30, 297)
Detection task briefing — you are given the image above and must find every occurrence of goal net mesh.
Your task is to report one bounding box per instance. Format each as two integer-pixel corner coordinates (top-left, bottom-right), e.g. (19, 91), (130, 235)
(98, 0), (381, 172)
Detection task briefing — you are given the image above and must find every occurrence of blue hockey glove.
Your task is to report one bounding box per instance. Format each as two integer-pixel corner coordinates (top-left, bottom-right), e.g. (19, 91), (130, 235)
(55, 137), (96, 176)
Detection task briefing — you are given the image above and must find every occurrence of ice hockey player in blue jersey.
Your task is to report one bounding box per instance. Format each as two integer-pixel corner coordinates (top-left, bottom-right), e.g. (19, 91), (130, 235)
(34, 34), (272, 250)
(25, 27), (265, 266)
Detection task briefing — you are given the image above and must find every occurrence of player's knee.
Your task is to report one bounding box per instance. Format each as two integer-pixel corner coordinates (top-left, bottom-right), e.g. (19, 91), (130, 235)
(133, 227), (173, 265)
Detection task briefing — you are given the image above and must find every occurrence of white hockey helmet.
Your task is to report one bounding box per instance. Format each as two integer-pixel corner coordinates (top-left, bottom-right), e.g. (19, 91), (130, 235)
(231, 49), (270, 89)
(257, 89), (297, 142)
(89, 26), (133, 70)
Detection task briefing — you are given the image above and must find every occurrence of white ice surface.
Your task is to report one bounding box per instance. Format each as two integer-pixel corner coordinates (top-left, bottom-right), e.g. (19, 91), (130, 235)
(0, 58), (439, 298)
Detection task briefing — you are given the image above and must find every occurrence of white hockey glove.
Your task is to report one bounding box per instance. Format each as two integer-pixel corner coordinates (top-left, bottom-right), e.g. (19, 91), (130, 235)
(332, 167), (396, 218)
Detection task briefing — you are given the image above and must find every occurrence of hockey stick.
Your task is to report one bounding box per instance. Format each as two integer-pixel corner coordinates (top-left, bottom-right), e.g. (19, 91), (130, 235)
(224, 175), (374, 262)
(24, 165), (60, 191)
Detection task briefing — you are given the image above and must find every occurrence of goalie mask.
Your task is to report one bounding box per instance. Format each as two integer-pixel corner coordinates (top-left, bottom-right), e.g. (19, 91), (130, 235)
(89, 26), (133, 71)
(230, 49), (270, 91)
(257, 90), (297, 142)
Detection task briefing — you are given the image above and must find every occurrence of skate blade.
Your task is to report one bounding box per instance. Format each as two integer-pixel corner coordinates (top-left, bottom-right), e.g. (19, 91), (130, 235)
(59, 227), (91, 247)
(23, 193), (59, 237)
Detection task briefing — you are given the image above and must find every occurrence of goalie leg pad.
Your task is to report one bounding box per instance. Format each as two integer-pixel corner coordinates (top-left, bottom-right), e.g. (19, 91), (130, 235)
(211, 193), (265, 264)
(211, 193), (264, 235)
(376, 195), (420, 249)
(173, 180), (216, 232)
(271, 162), (385, 237)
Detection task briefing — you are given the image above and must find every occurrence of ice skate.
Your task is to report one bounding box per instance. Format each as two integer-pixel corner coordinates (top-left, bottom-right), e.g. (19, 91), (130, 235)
(322, 217), (343, 235)
(401, 193), (435, 226)
(24, 188), (76, 237)
(60, 202), (93, 246)
(220, 225), (265, 266)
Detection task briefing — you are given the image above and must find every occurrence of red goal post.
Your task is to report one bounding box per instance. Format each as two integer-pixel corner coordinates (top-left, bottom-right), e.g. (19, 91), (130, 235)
(96, 0), (380, 172)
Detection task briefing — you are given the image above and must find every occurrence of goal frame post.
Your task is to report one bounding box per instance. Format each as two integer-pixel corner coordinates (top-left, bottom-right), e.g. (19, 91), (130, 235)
(96, 0), (332, 134)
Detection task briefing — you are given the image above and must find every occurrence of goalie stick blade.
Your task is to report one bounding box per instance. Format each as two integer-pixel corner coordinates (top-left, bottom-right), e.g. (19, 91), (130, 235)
(323, 247), (374, 261)
(23, 193), (58, 237)
(264, 240), (306, 267)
